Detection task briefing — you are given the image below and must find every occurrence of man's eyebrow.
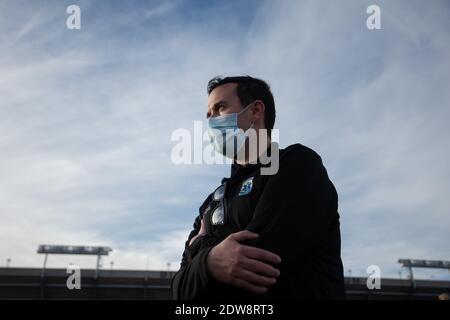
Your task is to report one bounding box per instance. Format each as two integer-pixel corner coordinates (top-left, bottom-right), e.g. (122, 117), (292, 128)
(206, 100), (227, 118)
(212, 100), (227, 108)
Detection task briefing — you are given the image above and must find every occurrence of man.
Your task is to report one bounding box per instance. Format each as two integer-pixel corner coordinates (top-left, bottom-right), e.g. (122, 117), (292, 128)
(171, 76), (345, 299)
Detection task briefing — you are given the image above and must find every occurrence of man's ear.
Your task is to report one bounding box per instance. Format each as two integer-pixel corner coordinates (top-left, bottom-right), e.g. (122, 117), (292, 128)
(252, 100), (266, 122)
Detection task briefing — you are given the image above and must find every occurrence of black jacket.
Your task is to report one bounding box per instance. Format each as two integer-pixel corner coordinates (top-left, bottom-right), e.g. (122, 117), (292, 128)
(171, 143), (345, 300)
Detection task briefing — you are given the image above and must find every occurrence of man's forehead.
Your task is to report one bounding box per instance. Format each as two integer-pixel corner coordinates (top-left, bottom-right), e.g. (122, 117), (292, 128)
(207, 82), (238, 107)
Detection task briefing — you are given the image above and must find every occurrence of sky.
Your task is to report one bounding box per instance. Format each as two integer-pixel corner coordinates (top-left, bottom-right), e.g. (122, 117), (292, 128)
(0, 0), (449, 280)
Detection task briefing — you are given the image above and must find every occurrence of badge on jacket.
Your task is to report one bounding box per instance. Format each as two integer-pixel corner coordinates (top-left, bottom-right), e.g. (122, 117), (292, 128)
(239, 177), (254, 196)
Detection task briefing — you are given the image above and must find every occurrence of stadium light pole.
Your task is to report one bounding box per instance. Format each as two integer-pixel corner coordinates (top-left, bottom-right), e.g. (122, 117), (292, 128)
(398, 259), (450, 288)
(42, 253), (48, 276)
(37, 245), (111, 300)
(37, 245), (113, 276)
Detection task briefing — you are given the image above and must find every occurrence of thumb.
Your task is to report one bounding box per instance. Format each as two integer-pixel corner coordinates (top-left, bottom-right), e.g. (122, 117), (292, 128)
(198, 219), (206, 234)
(229, 230), (259, 242)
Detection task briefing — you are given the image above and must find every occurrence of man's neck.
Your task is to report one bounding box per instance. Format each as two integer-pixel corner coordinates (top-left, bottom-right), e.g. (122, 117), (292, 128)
(236, 135), (272, 166)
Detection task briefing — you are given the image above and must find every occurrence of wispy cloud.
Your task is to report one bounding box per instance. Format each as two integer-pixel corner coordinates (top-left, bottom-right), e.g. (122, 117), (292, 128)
(0, 0), (449, 279)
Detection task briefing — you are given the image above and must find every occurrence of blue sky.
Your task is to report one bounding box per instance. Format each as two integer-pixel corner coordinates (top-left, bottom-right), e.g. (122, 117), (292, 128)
(0, 0), (449, 280)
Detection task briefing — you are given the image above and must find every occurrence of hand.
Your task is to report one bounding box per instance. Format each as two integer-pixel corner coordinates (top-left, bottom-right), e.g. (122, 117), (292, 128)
(206, 230), (281, 294)
(189, 218), (207, 246)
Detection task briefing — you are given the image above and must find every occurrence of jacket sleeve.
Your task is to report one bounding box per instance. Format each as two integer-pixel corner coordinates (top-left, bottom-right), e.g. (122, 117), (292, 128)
(244, 146), (338, 274)
(171, 213), (222, 300)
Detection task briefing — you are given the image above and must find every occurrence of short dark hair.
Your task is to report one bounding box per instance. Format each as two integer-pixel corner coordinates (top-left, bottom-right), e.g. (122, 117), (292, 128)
(207, 75), (276, 136)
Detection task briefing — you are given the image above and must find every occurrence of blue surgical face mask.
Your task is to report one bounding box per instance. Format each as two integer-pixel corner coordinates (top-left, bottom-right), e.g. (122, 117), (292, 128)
(207, 103), (254, 158)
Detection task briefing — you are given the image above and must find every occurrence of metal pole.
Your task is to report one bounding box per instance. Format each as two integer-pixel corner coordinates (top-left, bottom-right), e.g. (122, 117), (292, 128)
(95, 254), (100, 278)
(409, 265), (414, 284)
(408, 265), (416, 299)
(43, 254), (48, 271)
(94, 254), (101, 299)
(40, 253), (48, 300)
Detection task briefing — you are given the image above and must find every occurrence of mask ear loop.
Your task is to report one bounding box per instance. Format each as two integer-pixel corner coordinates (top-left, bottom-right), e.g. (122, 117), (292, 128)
(241, 122), (255, 152)
(238, 101), (256, 115)
(246, 121), (255, 134)
(238, 101), (256, 134)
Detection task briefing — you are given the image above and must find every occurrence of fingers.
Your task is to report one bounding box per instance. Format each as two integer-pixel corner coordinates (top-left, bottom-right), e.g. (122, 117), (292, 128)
(229, 230), (259, 242)
(239, 269), (277, 287)
(242, 258), (280, 278)
(228, 231), (281, 265)
(189, 234), (201, 246)
(241, 245), (281, 265)
(232, 278), (268, 294)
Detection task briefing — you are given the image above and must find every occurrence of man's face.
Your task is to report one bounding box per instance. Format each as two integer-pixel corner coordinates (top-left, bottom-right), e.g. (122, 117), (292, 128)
(206, 83), (252, 131)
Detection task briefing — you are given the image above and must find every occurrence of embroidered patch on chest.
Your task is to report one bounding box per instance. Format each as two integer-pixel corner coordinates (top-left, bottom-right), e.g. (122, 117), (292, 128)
(238, 177), (254, 196)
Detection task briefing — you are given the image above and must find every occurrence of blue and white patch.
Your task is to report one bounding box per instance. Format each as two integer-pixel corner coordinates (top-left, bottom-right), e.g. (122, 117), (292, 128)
(238, 177), (254, 196)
